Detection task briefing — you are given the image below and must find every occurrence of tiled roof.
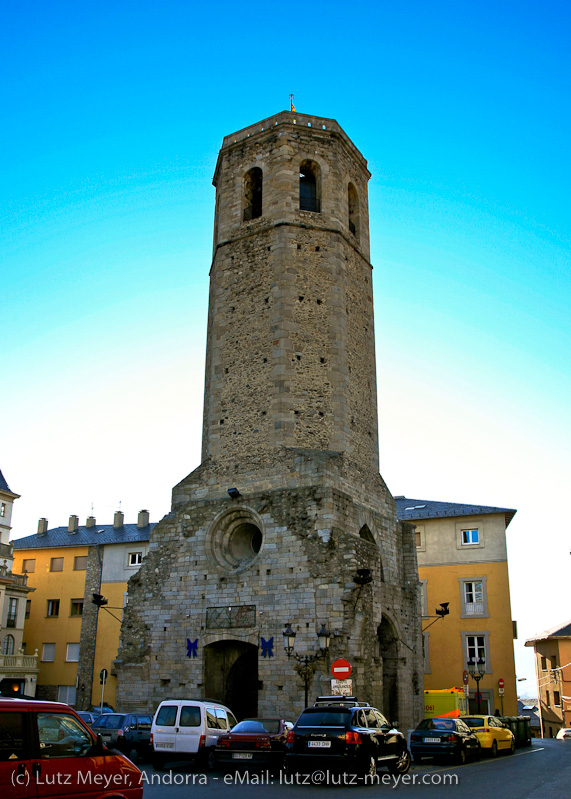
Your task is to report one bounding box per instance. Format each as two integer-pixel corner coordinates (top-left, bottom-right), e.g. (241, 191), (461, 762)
(394, 497), (517, 528)
(525, 619), (571, 644)
(12, 522), (156, 550)
(0, 469), (13, 492)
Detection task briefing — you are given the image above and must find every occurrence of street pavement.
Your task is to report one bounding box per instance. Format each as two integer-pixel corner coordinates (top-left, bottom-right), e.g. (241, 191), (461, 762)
(139, 738), (570, 797)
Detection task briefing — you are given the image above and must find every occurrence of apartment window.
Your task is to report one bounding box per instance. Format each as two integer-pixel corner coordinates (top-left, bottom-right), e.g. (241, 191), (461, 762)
(546, 690), (550, 707)
(70, 599), (83, 617)
(554, 691), (561, 707)
(50, 557), (64, 572)
(66, 643), (80, 662)
(6, 598), (18, 628)
(128, 552), (143, 566)
(460, 578), (488, 617)
(420, 579), (428, 617)
(0, 503), (6, 517)
(73, 555), (87, 570)
(25, 600), (31, 619)
(541, 656), (547, 671)
(57, 685), (77, 706)
(414, 524), (426, 551)
(551, 655), (557, 668)
(1, 635), (15, 655)
(462, 632), (491, 672)
(22, 558), (36, 573)
(47, 599), (60, 617)
(461, 528), (479, 545)
(42, 643), (55, 662)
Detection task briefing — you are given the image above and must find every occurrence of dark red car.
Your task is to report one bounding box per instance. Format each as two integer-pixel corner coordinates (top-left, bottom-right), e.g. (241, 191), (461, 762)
(216, 717), (293, 771)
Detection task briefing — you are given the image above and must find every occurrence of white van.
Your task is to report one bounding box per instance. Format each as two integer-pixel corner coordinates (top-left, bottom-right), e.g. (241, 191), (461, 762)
(151, 699), (238, 770)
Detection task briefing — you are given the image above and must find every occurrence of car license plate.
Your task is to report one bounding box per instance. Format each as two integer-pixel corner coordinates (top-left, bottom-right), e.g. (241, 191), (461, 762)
(425, 737), (440, 743)
(233, 753), (253, 759)
(309, 741), (331, 748)
(157, 742), (174, 749)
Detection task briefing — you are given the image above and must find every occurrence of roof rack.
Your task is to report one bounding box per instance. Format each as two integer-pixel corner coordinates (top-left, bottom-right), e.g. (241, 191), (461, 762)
(313, 696), (370, 707)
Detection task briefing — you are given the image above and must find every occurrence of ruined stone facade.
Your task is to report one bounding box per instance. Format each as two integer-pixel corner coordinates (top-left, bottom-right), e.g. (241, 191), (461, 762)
(115, 111), (423, 728)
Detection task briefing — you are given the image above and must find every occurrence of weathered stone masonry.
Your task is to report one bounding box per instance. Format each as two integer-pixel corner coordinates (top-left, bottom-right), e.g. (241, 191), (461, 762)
(115, 111), (423, 729)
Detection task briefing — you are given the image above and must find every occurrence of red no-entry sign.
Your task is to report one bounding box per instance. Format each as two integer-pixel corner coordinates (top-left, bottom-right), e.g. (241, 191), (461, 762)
(331, 658), (352, 679)
(498, 678), (505, 689)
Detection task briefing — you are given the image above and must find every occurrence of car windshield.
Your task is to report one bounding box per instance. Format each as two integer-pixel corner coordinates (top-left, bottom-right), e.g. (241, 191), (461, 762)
(417, 718), (456, 731)
(296, 709), (350, 727)
(95, 714), (125, 729)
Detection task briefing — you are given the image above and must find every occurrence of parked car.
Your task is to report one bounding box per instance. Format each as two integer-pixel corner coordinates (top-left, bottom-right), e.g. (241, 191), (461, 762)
(151, 699), (238, 771)
(77, 711), (97, 726)
(410, 717), (481, 764)
(92, 713), (130, 750)
(91, 713), (153, 758)
(216, 718), (293, 772)
(556, 727), (571, 740)
(462, 715), (515, 756)
(285, 696), (411, 777)
(90, 704), (115, 714)
(0, 698), (142, 799)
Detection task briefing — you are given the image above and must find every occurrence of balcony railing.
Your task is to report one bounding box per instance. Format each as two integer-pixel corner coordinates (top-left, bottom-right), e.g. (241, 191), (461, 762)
(465, 602), (485, 615)
(0, 652), (39, 671)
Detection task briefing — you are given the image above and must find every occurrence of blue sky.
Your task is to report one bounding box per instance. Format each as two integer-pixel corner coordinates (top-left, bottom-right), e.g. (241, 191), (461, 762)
(2, 1), (570, 689)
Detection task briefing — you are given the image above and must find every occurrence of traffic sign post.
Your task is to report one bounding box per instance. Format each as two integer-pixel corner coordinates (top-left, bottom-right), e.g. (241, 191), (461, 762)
(99, 668), (108, 711)
(498, 678), (505, 715)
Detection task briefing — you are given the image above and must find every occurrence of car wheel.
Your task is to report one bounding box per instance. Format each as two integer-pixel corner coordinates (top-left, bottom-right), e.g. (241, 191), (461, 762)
(199, 747), (216, 772)
(389, 749), (411, 775)
(456, 747), (466, 765)
(151, 754), (166, 771)
(361, 754), (377, 778)
(491, 740), (498, 757)
(508, 739), (515, 755)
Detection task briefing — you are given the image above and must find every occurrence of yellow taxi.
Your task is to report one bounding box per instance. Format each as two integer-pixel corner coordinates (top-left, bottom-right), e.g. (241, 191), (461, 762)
(462, 715), (515, 756)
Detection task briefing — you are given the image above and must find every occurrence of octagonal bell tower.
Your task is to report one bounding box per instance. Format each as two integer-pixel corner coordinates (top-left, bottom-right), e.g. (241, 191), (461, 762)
(116, 111), (423, 732)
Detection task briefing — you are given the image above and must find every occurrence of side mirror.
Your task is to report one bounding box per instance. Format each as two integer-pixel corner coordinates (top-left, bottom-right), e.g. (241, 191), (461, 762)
(89, 733), (106, 755)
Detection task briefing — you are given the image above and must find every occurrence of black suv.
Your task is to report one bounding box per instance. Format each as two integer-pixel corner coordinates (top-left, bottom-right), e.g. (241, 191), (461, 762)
(285, 697), (411, 778)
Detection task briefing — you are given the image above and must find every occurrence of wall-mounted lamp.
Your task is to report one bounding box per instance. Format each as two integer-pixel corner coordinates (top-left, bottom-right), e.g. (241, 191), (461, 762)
(422, 602), (450, 632)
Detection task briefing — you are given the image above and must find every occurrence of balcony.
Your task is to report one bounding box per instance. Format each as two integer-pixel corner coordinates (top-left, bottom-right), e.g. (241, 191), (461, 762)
(465, 602), (485, 615)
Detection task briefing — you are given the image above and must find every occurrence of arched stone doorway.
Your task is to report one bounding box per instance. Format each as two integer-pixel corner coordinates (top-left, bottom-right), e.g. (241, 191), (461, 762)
(377, 616), (400, 723)
(203, 640), (258, 720)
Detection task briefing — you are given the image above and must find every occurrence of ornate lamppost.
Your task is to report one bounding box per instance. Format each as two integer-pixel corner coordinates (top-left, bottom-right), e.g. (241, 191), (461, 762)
(283, 623), (331, 708)
(467, 656), (486, 713)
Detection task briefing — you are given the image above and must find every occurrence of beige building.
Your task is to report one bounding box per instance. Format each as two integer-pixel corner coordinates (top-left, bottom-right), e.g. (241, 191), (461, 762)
(525, 620), (571, 737)
(0, 468), (39, 695)
(396, 497), (518, 716)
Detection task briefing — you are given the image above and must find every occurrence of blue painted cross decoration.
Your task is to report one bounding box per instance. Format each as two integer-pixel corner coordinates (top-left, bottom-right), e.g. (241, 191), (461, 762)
(260, 636), (274, 658)
(186, 638), (198, 658)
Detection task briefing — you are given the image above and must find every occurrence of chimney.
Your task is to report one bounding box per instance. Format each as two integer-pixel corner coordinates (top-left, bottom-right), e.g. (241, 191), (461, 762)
(86, 516), (96, 528)
(68, 515), (79, 533)
(137, 509), (150, 528)
(113, 511), (124, 529)
(37, 518), (48, 536)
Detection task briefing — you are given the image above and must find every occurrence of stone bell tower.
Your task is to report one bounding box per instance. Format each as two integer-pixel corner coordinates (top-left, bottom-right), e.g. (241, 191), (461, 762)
(116, 111), (423, 730)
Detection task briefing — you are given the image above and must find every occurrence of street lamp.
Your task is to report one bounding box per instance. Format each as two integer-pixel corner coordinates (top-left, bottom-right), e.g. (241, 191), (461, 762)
(467, 656), (486, 713)
(283, 623), (331, 708)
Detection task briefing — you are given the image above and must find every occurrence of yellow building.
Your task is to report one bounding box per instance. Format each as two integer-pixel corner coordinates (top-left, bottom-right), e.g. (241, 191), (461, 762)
(396, 497), (518, 718)
(525, 620), (571, 738)
(12, 510), (154, 709)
